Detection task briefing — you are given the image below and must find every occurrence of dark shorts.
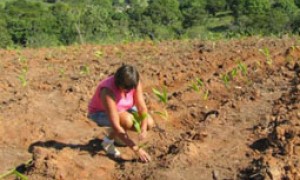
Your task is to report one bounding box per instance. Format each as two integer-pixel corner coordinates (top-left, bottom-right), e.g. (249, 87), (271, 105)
(88, 106), (137, 127)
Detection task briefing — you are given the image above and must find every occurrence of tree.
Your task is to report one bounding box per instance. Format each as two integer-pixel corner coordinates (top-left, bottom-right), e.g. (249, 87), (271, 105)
(0, 8), (12, 48)
(51, 2), (77, 45)
(145, 0), (182, 27)
(143, 0), (183, 39)
(80, 0), (114, 43)
(244, 0), (271, 14)
(5, 0), (58, 47)
(295, 0), (300, 8)
(180, 0), (207, 28)
(206, 0), (227, 16)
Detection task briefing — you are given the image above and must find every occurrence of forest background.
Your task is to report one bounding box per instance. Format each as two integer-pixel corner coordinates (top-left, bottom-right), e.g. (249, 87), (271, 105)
(1, 0), (300, 48)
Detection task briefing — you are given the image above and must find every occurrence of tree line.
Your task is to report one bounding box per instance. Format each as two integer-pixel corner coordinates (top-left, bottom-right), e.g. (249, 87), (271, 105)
(0, 0), (300, 48)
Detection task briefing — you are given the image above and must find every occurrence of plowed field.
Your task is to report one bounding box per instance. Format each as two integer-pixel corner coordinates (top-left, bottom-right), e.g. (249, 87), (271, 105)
(1, 37), (300, 179)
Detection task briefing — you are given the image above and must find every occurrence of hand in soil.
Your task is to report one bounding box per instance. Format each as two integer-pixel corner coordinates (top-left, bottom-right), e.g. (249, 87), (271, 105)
(139, 130), (147, 140)
(136, 148), (151, 163)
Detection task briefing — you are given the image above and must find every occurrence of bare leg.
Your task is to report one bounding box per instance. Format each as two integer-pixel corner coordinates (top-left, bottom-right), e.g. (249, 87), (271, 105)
(108, 112), (154, 139)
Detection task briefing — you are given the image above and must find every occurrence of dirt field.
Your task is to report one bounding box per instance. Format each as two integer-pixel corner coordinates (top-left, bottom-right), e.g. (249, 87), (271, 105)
(0, 37), (300, 180)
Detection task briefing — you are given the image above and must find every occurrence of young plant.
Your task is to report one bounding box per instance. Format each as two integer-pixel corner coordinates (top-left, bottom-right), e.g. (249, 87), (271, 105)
(196, 78), (204, 87)
(59, 67), (65, 77)
(18, 69), (28, 87)
(190, 78), (204, 92)
(0, 159), (31, 180)
(154, 110), (169, 121)
(238, 62), (248, 76)
(131, 112), (149, 149)
(190, 82), (200, 92)
(132, 112), (147, 133)
(18, 56), (27, 65)
(94, 50), (103, 59)
(259, 47), (272, 65)
(203, 89), (209, 100)
(221, 72), (230, 87)
(152, 87), (168, 105)
(230, 67), (238, 79)
(80, 65), (90, 75)
(152, 86), (169, 120)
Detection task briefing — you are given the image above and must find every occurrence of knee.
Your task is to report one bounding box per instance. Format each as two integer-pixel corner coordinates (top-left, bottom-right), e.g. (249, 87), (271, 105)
(147, 115), (154, 130)
(120, 112), (133, 129)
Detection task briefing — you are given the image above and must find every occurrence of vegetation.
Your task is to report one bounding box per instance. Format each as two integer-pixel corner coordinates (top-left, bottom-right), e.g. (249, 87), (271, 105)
(131, 112), (148, 133)
(0, 0), (300, 48)
(152, 86), (169, 120)
(152, 87), (168, 105)
(0, 159), (31, 180)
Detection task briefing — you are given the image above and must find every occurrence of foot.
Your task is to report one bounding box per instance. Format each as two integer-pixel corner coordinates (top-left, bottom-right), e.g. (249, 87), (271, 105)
(114, 137), (127, 147)
(101, 138), (121, 157)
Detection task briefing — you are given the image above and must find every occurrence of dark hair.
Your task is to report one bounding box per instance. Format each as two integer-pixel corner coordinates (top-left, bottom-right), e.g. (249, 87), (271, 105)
(114, 65), (139, 90)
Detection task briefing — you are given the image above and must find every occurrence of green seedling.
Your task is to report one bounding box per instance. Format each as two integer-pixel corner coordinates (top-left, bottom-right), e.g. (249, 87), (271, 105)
(196, 78), (204, 87)
(259, 47), (272, 65)
(152, 87), (168, 105)
(190, 78), (204, 92)
(154, 110), (169, 121)
(94, 51), (103, 58)
(0, 159), (31, 180)
(221, 73), (230, 87)
(80, 65), (90, 75)
(255, 60), (262, 69)
(18, 56), (27, 65)
(203, 89), (209, 100)
(238, 62), (248, 76)
(190, 82), (200, 92)
(230, 68), (238, 79)
(131, 112), (150, 152)
(18, 69), (28, 87)
(59, 67), (65, 77)
(132, 112), (147, 133)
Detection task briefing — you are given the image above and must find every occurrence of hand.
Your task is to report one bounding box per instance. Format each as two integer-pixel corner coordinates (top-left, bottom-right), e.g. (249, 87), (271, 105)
(139, 130), (147, 140)
(136, 148), (151, 162)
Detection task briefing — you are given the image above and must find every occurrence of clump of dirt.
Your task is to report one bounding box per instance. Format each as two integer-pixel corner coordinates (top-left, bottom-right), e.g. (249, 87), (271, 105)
(1, 37), (300, 179)
(240, 61), (300, 180)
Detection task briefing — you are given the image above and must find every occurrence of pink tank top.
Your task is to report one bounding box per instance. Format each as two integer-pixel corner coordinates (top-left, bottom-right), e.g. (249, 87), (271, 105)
(88, 76), (135, 113)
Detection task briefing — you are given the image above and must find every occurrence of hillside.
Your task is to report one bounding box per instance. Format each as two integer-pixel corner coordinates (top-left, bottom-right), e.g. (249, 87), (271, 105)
(0, 37), (300, 179)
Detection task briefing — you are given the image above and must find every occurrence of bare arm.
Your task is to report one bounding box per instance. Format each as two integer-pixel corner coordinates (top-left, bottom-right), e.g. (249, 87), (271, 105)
(101, 87), (151, 162)
(100, 88), (136, 148)
(133, 82), (149, 132)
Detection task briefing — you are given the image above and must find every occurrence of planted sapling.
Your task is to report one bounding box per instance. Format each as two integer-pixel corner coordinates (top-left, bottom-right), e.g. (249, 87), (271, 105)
(152, 86), (169, 120)
(259, 47), (272, 65)
(94, 50), (103, 59)
(190, 78), (209, 100)
(203, 89), (209, 100)
(154, 110), (169, 121)
(190, 78), (204, 92)
(80, 65), (90, 75)
(190, 82), (200, 92)
(221, 72), (230, 87)
(132, 112), (148, 133)
(18, 69), (28, 87)
(132, 112), (149, 148)
(59, 67), (66, 78)
(230, 68), (238, 79)
(152, 87), (168, 105)
(0, 159), (31, 180)
(238, 62), (248, 76)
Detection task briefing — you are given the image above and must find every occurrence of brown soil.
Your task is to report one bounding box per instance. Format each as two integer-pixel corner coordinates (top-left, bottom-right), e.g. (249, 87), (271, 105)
(0, 37), (300, 180)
